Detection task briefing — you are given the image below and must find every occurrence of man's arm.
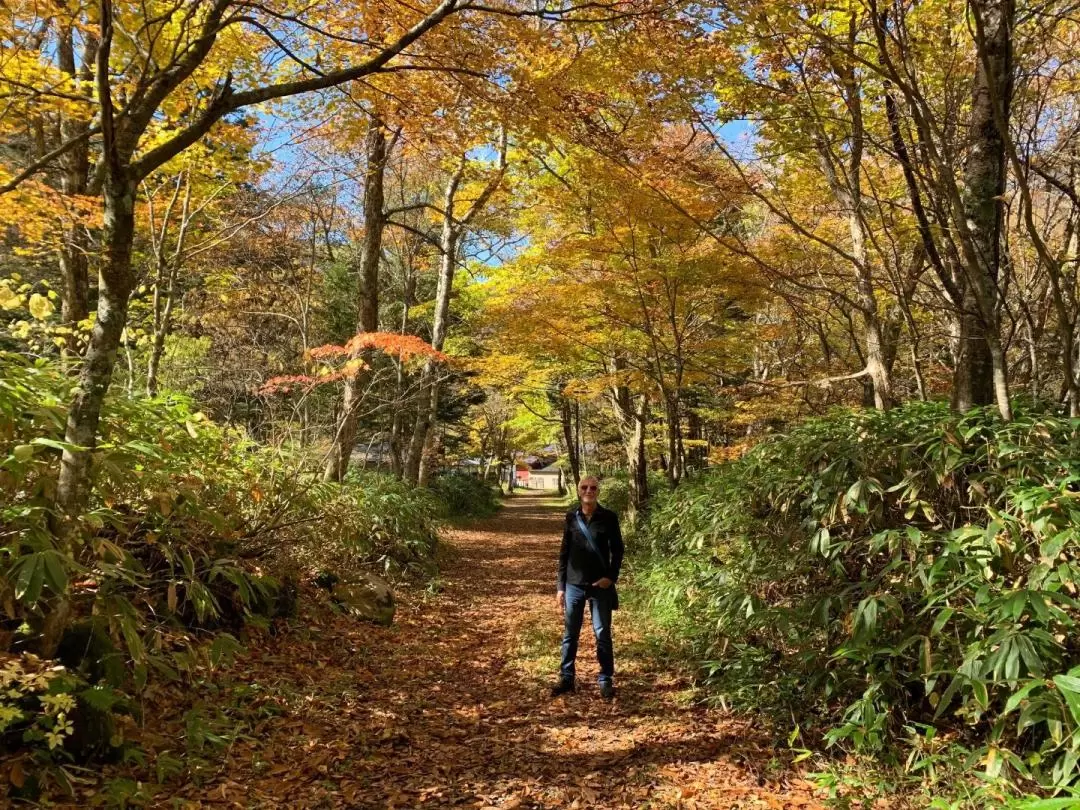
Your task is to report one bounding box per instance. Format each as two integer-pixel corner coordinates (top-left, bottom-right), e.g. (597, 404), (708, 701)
(557, 515), (571, 592)
(609, 513), (624, 583)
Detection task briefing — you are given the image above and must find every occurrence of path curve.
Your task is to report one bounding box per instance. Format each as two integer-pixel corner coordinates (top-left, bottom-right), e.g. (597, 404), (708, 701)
(174, 496), (824, 809)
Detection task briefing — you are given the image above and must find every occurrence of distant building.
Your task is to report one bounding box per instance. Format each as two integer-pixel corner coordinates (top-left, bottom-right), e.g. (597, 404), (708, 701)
(516, 462), (562, 491)
(449, 458), (485, 476)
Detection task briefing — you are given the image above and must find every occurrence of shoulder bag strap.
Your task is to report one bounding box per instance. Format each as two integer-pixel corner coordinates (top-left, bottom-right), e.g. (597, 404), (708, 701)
(575, 512), (610, 572)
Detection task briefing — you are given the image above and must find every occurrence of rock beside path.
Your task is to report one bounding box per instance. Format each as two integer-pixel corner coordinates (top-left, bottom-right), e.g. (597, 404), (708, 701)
(333, 572), (395, 626)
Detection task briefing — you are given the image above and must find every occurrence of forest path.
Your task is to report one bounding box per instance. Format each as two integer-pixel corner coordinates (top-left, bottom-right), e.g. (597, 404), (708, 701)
(179, 496), (824, 809)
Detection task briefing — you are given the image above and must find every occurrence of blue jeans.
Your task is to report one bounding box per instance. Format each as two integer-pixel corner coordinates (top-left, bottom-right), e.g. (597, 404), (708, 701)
(559, 583), (614, 685)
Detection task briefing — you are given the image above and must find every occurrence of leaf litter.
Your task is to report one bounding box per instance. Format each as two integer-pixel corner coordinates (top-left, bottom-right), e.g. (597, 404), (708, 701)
(88, 497), (825, 809)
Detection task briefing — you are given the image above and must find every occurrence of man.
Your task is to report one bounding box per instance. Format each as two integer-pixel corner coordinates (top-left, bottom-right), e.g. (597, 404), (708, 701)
(553, 475), (624, 699)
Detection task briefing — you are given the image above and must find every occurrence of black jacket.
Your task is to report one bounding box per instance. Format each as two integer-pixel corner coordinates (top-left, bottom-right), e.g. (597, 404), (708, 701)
(557, 505), (624, 592)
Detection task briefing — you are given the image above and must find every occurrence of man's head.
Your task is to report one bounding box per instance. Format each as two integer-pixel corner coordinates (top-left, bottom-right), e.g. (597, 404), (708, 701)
(578, 476), (600, 506)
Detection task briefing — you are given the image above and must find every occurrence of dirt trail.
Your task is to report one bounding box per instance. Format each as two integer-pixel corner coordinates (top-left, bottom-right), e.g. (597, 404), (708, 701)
(170, 496), (824, 809)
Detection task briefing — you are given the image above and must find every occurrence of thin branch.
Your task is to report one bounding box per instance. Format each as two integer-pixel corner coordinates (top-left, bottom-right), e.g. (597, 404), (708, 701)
(0, 125), (100, 195)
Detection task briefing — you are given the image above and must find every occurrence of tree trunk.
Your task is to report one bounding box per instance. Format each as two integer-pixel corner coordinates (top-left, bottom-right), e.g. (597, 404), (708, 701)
(146, 312), (168, 398)
(626, 396), (649, 519)
(405, 170), (462, 483)
(389, 390), (405, 477)
(325, 115), (387, 481)
(59, 232), (90, 327)
(607, 356), (649, 519)
(389, 258), (417, 477)
(814, 27), (894, 411)
(56, 181), (137, 517)
(663, 394), (681, 488)
(57, 24), (94, 331)
(1072, 334), (1080, 417)
(146, 258), (178, 397)
(146, 174), (193, 397)
(838, 185), (892, 409)
(952, 295), (996, 410)
(574, 400), (584, 477)
(819, 167), (893, 409)
(325, 378), (367, 482)
(686, 398), (705, 469)
(560, 395), (581, 487)
(954, 0), (1014, 419)
(418, 427), (436, 486)
(405, 135), (506, 484)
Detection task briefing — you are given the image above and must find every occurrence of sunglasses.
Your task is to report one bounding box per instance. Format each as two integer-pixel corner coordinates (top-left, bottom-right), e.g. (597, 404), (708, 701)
(579, 485), (598, 492)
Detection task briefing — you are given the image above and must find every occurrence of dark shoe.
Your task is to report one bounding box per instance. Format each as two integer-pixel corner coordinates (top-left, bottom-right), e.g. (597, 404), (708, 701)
(599, 682), (615, 700)
(551, 679), (576, 697)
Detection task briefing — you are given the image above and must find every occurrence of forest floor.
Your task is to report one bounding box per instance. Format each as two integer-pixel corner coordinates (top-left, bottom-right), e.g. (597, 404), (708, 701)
(104, 496), (829, 808)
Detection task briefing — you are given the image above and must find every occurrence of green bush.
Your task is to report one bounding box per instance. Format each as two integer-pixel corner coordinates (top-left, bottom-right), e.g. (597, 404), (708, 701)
(0, 352), (441, 781)
(428, 473), (502, 518)
(597, 474), (631, 518)
(637, 401), (1080, 794)
(334, 471), (442, 571)
(595, 470), (669, 525)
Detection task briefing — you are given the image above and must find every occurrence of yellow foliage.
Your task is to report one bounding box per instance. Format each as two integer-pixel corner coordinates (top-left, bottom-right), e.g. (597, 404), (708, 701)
(0, 284), (21, 312)
(28, 294), (54, 321)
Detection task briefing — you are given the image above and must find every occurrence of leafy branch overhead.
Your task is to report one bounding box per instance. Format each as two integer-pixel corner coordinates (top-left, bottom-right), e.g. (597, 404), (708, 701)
(260, 333), (450, 395)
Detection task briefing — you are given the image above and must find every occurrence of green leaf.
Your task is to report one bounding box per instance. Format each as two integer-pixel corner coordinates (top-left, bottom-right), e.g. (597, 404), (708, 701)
(14, 555), (44, 604)
(1053, 674), (1080, 694)
(210, 633), (242, 668)
(123, 440), (163, 459)
(30, 436), (84, 453)
(1004, 680), (1042, 714)
(984, 746), (1002, 778)
(78, 685), (125, 712)
(972, 679), (989, 710)
(119, 616), (145, 664)
(1052, 675), (1080, 725)
(42, 551), (68, 595)
(934, 676), (963, 720)
(855, 596), (878, 639)
(842, 480), (865, 512)
(811, 527), (830, 556)
(931, 607), (954, 636)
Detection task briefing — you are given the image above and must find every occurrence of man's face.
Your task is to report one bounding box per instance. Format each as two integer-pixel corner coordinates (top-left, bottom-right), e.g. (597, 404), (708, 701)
(578, 479), (599, 505)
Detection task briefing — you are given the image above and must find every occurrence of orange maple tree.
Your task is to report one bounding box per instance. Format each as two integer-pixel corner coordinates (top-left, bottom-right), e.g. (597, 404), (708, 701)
(260, 332), (448, 396)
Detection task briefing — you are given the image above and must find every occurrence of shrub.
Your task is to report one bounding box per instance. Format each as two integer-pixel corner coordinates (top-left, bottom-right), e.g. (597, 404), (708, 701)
(332, 471), (442, 572)
(428, 473), (502, 518)
(0, 352), (442, 784)
(595, 470), (669, 529)
(597, 474), (632, 518)
(636, 401), (1080, 793)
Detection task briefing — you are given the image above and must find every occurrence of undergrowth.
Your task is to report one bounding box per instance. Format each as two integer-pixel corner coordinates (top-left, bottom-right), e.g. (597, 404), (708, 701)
(635, 401), (1080, 805)
(0, 352), (442, 800)
(428, 472), (503, 518)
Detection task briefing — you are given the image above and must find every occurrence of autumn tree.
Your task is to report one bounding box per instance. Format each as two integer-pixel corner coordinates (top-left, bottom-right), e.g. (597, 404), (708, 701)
(476, 122), (757, 510)
(402, 129), (508, 485)
(0, 0), (504, 516)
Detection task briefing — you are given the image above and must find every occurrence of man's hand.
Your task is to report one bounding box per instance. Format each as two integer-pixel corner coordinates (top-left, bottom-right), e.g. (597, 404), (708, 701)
(557, 591), (566, 612)
(593, 577), (613, 589)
